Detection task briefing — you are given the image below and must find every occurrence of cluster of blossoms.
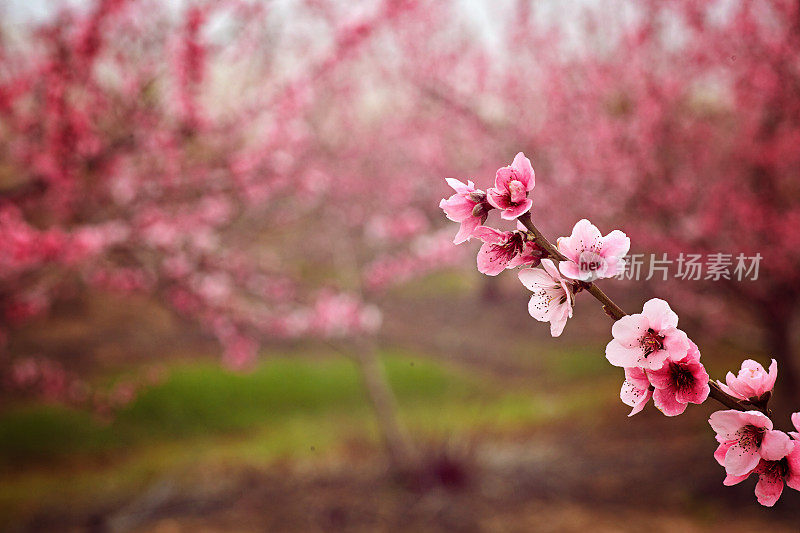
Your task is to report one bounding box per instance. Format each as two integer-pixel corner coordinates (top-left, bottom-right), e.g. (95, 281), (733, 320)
(440, 152), (800, 506)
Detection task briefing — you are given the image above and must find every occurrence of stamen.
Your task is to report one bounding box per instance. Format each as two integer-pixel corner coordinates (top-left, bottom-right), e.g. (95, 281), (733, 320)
(640, 328), (665, 357)
(670, 361), (695, 391)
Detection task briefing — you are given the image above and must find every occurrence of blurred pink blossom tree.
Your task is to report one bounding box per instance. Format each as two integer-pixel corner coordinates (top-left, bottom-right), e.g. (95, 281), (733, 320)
(0, 0), (469, 467)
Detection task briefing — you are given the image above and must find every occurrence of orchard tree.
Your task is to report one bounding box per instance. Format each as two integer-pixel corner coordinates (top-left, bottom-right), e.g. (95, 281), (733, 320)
(0, 0), (468, 469)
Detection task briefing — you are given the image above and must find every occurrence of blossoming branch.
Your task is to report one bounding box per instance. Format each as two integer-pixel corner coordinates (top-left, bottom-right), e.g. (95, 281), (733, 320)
(440, 152), (800, 507)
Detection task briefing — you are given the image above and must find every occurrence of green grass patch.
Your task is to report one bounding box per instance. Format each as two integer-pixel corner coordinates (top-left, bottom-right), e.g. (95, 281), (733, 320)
(0, 348), (613, 526)
(542, 344), (617, 380)
(0, 351), (485, 467)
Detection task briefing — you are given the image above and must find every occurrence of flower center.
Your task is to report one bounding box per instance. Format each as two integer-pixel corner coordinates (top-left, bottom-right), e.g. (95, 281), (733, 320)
(507, 179), (526, 204)
(491, 233), (524, 261)
(762, 457), (790, 480)
(737, 424), (765, 450)
(670, 361), (695, 391)
(640, 328), (664, 357)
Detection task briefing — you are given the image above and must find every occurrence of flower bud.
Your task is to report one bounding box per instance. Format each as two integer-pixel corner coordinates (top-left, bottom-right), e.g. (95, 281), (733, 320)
(472, 202), (489, 217)
(468, 190), (487, 203)
(717, 359), (777, 402)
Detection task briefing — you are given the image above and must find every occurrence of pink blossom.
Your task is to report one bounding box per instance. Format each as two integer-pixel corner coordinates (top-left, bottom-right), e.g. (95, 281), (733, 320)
(512, 221), (543, 268)
(474, 227), (526, 276)
(620, 366), (653, 417)
(518, 259), (574, 337)
(439, 178), (489, 244)
(486, 152), (535, 220)
(605, 298), (690, 370)
(790, 413), (800, 441)
(709, 410), (795, 476)
(722, 442), (800, 507)
(556, 219), (630, 281)
(646, 341), (709, 416)
(512, 241), (543, 269)
(717, 359), (778, 402)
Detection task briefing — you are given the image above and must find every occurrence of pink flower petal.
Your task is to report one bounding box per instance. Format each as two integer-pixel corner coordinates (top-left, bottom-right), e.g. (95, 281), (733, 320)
(662, 328), (690, 360)
(477, 242), (509, 276)
(549, 305), (570, 337)
(518, 267), (554, 292)
(600, 229), (630, 258)
(715, 442), (733, 466)
(500, 198), (533, 220)
(444, 178), (474, 195)
(676, 380), (709, 404)
(605, 339), (640, 368)
(642, 298), (679, 330)
(494, 166), (515, 190)
(486, 188), (512, 210)
(620, 377), (652, 417)
(754, 472), (784, 507)
(610, 314), (647, 348)
(453, 216), (480, 244)
(786, 444), (800, 491)
(709, 410), (750, 440)
(540, 258), (560, 280)
(624, 366), (651, 390)
(510, 152), (535, 190)
(766, 359), (778, 391)
(472, 226), (507, 244)
(653, 387), (687, 416)
(760, 430), (793, 461)
(723, 472), (749, 486)
(725, 441), (761, 476)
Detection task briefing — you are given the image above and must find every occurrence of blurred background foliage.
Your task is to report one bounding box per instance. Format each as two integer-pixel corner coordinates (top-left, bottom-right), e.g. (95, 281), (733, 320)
(2, 0), (800, 530)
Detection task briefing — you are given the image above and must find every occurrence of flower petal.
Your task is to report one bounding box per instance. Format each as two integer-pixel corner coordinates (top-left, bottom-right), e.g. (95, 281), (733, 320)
(715, 442), (733, 466)
(518, 267), (555, 292)
(472, 226), (507, 244)
(600, 229), (630, 258)
(611, 314), (648, 347)
(606, 339), (640, 368)
(477, 242), (508, 276)
(511, 152), (535, 190)
(653, 387), (687, 416)
(709, 410), (747, 440)
(725, 442), (761, 476)
(453, 216), (480, 244)
(444, 177), (473, 194)
(754, 471), (784, 507)
(549, 305), (570, 337)
(540, 258), (561, 280)
(500, 199), (532, 220)
(723, 472), (749, 486)
(760, 430), (793, 461)
(642, 298), (679, 330)
(766, 359), (778, 391)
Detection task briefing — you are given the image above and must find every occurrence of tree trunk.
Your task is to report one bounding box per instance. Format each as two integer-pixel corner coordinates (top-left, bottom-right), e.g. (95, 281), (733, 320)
(351, 338), (416, 470)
